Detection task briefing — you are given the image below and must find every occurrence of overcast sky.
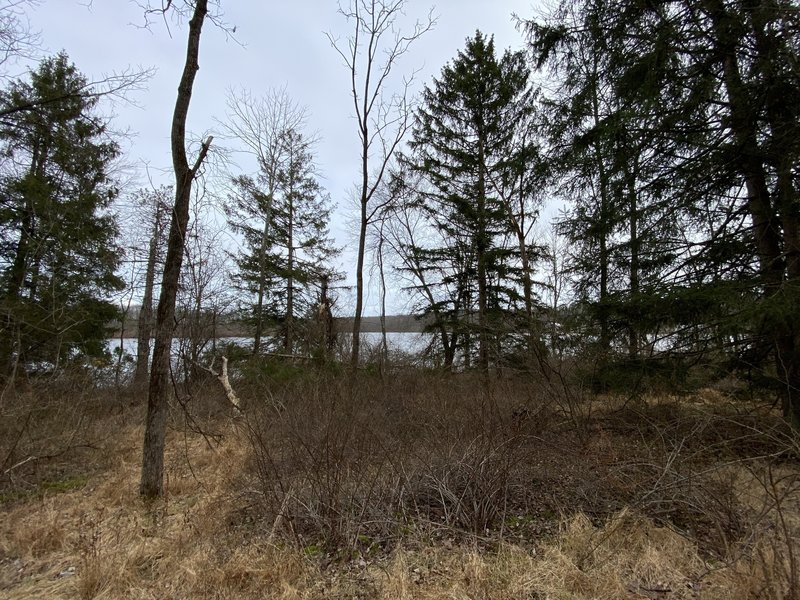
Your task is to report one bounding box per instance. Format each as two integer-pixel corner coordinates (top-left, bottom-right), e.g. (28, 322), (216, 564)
(23, 0), (540, 315)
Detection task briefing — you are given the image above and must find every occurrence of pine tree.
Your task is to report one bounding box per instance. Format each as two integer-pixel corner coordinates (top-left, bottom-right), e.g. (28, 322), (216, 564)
(221, 87), (308, 355)
(525, 1), (683, 370)
(0, 53), (122, 375)
(272, 129), (338, 353)
(227, 174), (275, 354)
(228, 128), (338, 355)
(401, 31), (536, 371)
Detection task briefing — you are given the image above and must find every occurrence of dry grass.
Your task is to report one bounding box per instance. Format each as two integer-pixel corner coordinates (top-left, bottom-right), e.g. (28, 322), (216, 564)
(1, 418), (310, 599)
(0, 372), (798, 599)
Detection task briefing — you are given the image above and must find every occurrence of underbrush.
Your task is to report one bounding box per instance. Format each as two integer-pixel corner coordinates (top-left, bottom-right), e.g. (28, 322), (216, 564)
(0, 372), (137, 501)
(0, 367), (798, 598)
(238, 369), (800, 596)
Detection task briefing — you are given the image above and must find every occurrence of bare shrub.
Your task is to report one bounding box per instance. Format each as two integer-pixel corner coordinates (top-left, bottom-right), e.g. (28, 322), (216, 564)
(241, 369), (550, 554)
(2, 363), (800, 598)
(0, 372), (129, 496)
(243, 373), (404, 553)
(406, 433), (527, 535)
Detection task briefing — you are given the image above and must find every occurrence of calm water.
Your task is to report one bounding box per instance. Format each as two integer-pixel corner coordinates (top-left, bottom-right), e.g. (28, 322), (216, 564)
(106, 332), (431, 360)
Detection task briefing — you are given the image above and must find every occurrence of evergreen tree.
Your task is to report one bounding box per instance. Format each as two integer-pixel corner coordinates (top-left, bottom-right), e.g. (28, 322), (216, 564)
(401, 31), (536, 371)
(523, 0), (800, 420)
(221, 87), (308, 355)
(227, 174), (276, 353)
(272, 129), (338, 353)
(0, 53), (122, 374)
(228, 128), (338, 354)
(527, 3), (683, 369)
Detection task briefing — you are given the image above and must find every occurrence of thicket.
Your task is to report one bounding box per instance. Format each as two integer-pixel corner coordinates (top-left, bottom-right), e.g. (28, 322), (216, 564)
(2, 362), (799, 598)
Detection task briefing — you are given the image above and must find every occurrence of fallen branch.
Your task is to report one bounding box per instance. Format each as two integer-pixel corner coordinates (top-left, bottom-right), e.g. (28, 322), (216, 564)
(3, 454), (36, 475)
(3, 442), (102, 476)
(261, 352), (312, 361)
(197, 356), (241, 412)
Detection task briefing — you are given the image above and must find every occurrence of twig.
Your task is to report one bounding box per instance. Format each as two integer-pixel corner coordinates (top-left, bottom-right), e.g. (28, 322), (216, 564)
(3, 454), (36, 475)
(267, 486), (294, 546)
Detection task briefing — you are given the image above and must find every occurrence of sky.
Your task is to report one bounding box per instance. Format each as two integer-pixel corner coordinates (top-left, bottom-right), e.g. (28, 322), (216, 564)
(22, 0), (541, 315)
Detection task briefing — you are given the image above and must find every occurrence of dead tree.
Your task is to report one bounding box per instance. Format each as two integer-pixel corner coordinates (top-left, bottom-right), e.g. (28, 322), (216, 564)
(133, 188), (170, 387)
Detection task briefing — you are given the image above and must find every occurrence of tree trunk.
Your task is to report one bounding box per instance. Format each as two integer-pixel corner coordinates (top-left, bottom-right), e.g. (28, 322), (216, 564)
(285, 182), (294, 354)
(351, 169), (368, 371)
(590, 69), (612, 355)
(510, 213), (537, 368)
(350, 68), (372, 373)
(318, 275), (335, 356)
(134, 209), (160, 387)
(707, 0), (798, 425)
(444, 331), (457, 369)
(747, 0), (800, 428)
(140, 0), (210, 499)
(626, 161), (640, 360)
(377, 226), (389, 371)
(253, 215), (268, 355)
(254, 179), (276, 356)
(2, 143), (42, 375)
(476, 135), (489, 373)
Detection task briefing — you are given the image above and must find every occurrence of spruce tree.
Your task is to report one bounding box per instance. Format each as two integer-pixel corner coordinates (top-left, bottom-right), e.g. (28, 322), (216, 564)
(525, 1), (685, 372)
(0, 53), (122, 375)
(271, 128), (338, 353)
(227, 174), (276, 354)
(402, 31), (535, 371)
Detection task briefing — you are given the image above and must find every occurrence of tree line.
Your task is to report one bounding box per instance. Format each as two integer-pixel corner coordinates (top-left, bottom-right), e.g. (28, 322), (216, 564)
(0, 0), (797, 496)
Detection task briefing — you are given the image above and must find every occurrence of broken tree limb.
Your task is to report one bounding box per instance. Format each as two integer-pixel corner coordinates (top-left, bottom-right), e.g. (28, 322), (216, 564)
(266, 486), (294, 546)
(197, 356), (241, 412)
(190, 135), (213, 177)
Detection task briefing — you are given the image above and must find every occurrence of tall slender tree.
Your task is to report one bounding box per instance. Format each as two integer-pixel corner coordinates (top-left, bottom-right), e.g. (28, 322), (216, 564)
(327, 0), (433, 371)
(128, 186), (170, 387)
(140, 0), (214, 499)
(272, 128), (338, 353)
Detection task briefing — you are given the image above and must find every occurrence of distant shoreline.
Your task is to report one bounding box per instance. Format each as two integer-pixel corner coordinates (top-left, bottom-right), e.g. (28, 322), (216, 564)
(111, 315), (432, 339)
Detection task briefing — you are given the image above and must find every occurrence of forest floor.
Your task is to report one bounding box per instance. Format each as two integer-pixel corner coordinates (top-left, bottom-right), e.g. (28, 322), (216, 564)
(1, 371), (799, 599)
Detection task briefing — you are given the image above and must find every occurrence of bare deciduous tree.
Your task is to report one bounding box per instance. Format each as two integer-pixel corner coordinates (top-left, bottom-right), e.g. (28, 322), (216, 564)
(140, 0), (214, 499)
(0, 0), (38, 73)
(380, 177), (465, 369)
(486, 114), (545, 369)
(176, 188), (232, 386)
(125, 186), (171, 388)
(0, 1), (150, 121)
(327, 0), (434, 370)
(541, 223), (571, 358)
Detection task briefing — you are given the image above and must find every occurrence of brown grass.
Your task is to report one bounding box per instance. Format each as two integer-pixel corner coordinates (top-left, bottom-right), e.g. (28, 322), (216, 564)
(1, 370), (798, 599)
